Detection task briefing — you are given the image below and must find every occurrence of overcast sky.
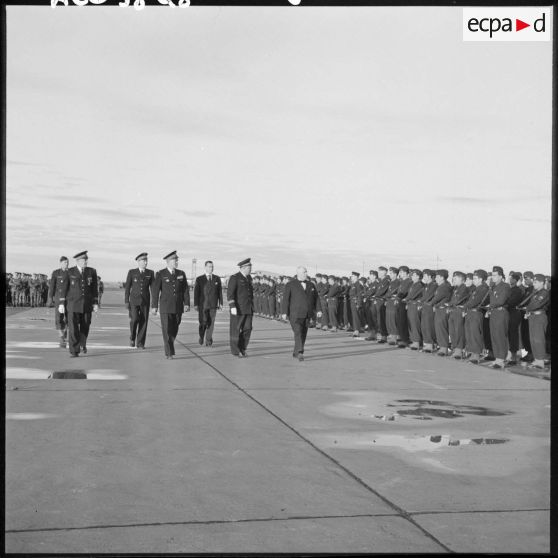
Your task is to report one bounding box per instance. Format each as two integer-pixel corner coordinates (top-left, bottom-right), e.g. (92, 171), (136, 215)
(6, 5), (552, 281)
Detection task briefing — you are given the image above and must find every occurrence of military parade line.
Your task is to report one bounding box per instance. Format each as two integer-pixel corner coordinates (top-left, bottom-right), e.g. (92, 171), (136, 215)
(7, 251), (551, 371)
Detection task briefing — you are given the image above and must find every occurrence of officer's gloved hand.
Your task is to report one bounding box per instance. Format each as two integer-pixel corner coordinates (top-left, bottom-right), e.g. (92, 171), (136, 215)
(230, 307), (237, 316)
(151, 308), (158, 315)
(93, 304), (99, 312)
(317, 311), (323, 318)
(58, 305), (65, 314)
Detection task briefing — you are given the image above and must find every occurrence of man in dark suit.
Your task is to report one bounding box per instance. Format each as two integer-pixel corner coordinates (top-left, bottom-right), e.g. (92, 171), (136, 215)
(151, 251), (190, 359)
(281, 266), (322, 361)
(48, 256), (69, 348)
(124, 252), (154, 349)
(227, 258), (254, 357)
(57, 251), (99, 357)
(194, 260), (223, 347)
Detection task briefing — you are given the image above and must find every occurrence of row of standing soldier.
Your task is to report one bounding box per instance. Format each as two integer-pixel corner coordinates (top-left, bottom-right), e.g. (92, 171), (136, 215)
(252, 266), (551, 370)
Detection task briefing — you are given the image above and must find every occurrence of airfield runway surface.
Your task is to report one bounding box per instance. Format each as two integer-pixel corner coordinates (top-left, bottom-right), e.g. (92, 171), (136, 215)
(5, 289), (550, 553)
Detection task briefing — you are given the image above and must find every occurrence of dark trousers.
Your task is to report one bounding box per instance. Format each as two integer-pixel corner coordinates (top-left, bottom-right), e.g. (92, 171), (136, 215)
(54, 304), (67, 333)
(199, 308), (217, 343)
(160, 312), (182, 356)
(407, 303), (422, 344)
(68, 311), (92, 355)
(385, 300), (399, 336)
(230, 313), (252, 355)
(528, 313), (547, 360)
(483, 315), (492, 352)
(448, 308), (465, 350)
(434, 307), (449, 348)
(290, 317), (310, 355)
(269, 296), (276, 317)
(520, 312), (532, 353)
(508, 309), (522, 353)
(319, 297), (329, 327)
(349, 301), (362, 331)
(130, 304), (149, 347)
(342, 299), (350, 328)
(372, 301), (388, 337)
(327, 299), (338, 329)
(465, 311), (484, 355)
(397, 302), (409, 343)
(420, 305), (436, 344)
(489, 309), (509, 360)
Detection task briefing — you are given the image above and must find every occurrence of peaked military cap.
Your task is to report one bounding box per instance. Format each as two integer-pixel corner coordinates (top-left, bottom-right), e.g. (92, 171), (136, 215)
(136, 252), (148, 261)
(399, 265), (410, 273)
(323, 274), (329, 279)
(359, 276), (367, 283)
(342, 276), (349, 281)
(422, 268), (433, 277)
(164, 251), (178, 260)
(473, 269), (488, 280)
(378, 266), (388, 272)
(60, 256), (68, 262)
(411, 269), (422, 276)
(510, 271), (522, 281)
(466, 273), (474, 280)
(453, 271), (465, 279)
(523, 271), (534, 279)
(351, 271), (360, 277)
(492, 265), (504, 276)
(73, 251), (88, 259)
(238, 258), (251, 267)
(369, 270), (378, 277)
(389, 266), (399, 274)
(436, 269), (449, 279)
(534, 273), (545, 282)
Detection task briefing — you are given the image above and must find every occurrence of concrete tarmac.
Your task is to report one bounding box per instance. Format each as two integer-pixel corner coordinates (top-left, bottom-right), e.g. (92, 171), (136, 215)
(5, 289), (550, 553)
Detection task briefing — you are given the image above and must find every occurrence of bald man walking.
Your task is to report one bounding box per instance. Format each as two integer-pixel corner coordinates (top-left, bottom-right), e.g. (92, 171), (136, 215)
(282, 266), (322, 361)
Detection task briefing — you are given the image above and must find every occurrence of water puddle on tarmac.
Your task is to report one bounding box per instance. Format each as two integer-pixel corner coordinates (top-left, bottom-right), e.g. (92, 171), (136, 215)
(321, 432), (509, 452)
(6, 412), (58, 420)
(387, 399), (512, 420)
(6, 367), (128, 380)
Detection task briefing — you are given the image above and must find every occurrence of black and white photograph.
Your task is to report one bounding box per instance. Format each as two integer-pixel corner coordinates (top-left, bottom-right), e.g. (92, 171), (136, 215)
(4, 1), (553, 553)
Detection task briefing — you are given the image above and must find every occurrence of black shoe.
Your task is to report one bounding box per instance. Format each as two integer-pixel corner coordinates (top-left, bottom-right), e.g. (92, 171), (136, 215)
(298, 354), (305, 361)
(82, 346), (87, 354)
(70, 353), (78, 358)
(137, 345), (144, 349)
(130, 340), (135, 348)
(166, 355), (174, 360)
(377, 339), (386, 344)
(231, 352), (240, 356)
(240, 351), (247, 357)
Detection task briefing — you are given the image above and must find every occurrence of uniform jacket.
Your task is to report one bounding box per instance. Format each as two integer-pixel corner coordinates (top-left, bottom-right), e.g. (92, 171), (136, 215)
(507, 285), (525, 309)
(403, 282), (424, 303)
(448, 284), (470, 308)
(124, 268), (154, 306)
(59, 266), (99, 313)
(386, 278), (400, 300)
(282, 279), (321, 319)
(463, 283), (490, 310)
(48, 268), (69, 304)
(420, 282), (437, 304)
(488, 281), (511, 310)
(397, 278), (412, 299)
(432, 281), (453, 308)
(151, 268), (190, 314)
(526, 289), (549, 312)
(194, 274), (223, 310)
(349, 281), (364, 306)
(227, 272), (254, 315)
(374, 277), (390, 300)
(326, 284), (341, 300)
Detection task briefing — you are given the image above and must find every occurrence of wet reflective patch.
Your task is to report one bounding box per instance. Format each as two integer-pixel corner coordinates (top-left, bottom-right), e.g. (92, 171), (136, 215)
(51, 370), (87, 379)
(6, 367), (52, 379)
(87, 370), (128, 380)
(6, 413), (58, 420)
(391, 400), (511, 419)
(6, 355), (41, 360)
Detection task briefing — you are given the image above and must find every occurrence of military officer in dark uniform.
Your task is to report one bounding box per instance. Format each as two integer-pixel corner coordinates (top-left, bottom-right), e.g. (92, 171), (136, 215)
(463, 269), (490, 364)
(227, 258), (254, 357)
(326, 274), (341, 332)
(372, 266), (390, 343)
(151, 251), (190, 359)
(395, 266), (412, 348)
(349, 271), (364, 337)
(432, 269), (453, 356)
(194, 260), (223, 347)
(447, 271), (470, 359)
(340, 276), (351, 330)
(419, 269), (437, 352)
(58, 251), (99, 357)
(403, 269), (424, 350)
(487, 266), (511, 369)
(506, 271), (524, 365)
(385, 267), (401, 345)
(520, 271), (535, 362)
(363, 270), (378, 341)
(525, 274), (550, 370)
(124, 253), (154, 349)
(48, 256), (70, 348)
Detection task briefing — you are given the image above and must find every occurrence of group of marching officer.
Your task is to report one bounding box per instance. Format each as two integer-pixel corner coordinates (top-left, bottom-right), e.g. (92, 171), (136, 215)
(42, 252), (551, 371)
